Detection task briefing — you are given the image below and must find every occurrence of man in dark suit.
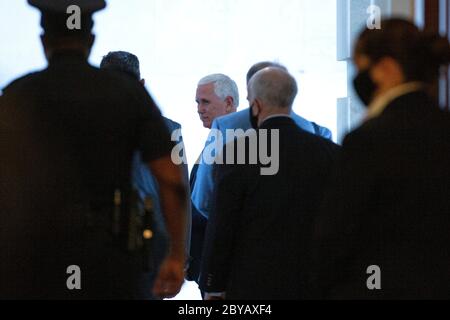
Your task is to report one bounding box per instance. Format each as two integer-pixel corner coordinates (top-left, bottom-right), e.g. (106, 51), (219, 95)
(199, 67), (339, 300)
(189, 62), (333, 287)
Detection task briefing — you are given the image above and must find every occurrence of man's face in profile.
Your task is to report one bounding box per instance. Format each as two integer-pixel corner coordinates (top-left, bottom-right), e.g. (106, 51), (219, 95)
(196, 82), (231, 129)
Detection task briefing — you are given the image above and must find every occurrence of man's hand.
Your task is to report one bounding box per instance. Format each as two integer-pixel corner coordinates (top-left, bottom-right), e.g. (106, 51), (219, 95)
(149, 156), (189, 299)
(152, 256), (185, 299)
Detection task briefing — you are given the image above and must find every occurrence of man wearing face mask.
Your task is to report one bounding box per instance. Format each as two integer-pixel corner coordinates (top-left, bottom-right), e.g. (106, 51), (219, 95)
(199, 67), (339, 300)
(191, 62), (333, 223)
(0, 0), (188, 299)
(313, 18), (450, 299)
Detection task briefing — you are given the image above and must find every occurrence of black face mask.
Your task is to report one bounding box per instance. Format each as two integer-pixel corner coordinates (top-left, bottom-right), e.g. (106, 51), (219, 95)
(353, 68), (377, 106)
(249, 105), (259, 129)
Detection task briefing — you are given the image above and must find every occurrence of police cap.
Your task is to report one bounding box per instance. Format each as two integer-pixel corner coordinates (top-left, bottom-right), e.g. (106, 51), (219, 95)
(28, 0), (106, 37)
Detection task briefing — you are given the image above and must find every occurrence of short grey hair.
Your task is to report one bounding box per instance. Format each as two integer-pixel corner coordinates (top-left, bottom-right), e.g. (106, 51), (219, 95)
(198, 74), (239, 108)
(249, 68), (298, 109)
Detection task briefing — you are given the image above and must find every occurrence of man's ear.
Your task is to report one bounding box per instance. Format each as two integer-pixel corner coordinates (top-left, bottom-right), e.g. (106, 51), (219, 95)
(225, 96), (235, 113)
(252, 99), (261, 116)
(140, 79), (146, 86)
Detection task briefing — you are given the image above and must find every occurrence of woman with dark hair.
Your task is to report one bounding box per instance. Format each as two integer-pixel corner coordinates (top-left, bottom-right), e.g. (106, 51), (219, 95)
(314, 18), (450, 299)
(353, 18), (450, 112)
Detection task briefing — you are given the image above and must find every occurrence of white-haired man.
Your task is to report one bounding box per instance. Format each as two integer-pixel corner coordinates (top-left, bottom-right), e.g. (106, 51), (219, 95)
(187, 74), (239, 287)
(196, 74), (239, 129)
(199, 67), (339, 300)
(191, 62), (333, 223)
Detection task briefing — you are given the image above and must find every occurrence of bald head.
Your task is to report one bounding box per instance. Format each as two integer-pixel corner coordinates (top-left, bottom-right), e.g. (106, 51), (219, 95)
(248, 67), (298, 111)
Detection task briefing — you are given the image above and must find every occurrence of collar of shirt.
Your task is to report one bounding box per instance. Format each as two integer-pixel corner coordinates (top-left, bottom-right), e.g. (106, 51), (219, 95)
(365, 82), (425, 122)
(260, 114), (292, 127)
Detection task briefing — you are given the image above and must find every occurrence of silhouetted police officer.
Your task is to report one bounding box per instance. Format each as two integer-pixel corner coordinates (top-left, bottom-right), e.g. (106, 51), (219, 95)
(0, 0), (188, 299)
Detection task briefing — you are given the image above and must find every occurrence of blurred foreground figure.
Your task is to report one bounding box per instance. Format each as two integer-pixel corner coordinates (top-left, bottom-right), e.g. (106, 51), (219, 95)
(0, 0), (188, 299)
(314, 18), (450, 299)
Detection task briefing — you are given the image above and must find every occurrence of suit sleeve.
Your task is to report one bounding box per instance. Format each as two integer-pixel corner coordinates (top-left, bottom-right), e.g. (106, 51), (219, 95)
(199, 141), (248, 293)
